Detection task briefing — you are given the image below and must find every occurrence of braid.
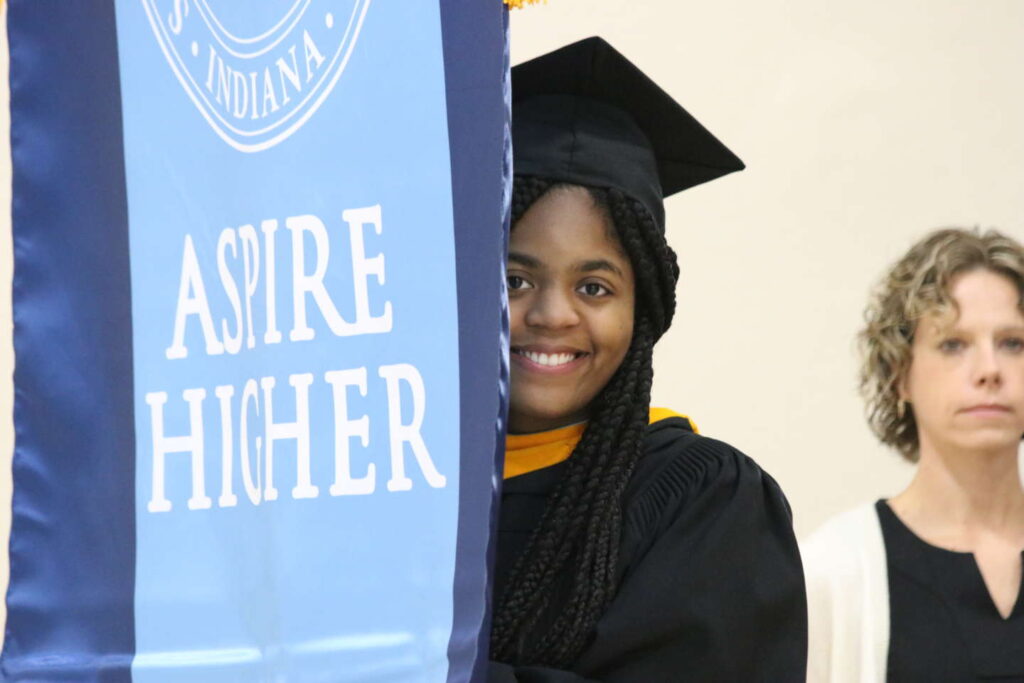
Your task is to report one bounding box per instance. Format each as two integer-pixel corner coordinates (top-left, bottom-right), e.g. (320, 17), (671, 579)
(491, 178), (679, 667)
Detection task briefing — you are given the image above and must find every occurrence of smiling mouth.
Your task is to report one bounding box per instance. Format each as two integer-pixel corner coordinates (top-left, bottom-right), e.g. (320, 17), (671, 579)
(512, 348), (587, 368)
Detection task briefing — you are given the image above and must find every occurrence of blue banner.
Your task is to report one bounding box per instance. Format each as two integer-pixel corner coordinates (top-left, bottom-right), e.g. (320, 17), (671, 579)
(3, 1), (509, 681)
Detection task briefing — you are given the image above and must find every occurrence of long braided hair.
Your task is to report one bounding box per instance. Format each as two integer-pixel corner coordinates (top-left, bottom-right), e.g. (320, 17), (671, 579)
(491, 176), (680, 667)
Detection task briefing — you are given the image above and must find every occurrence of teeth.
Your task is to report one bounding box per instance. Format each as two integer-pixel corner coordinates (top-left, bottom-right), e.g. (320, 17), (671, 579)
(521, 350), (577, 367)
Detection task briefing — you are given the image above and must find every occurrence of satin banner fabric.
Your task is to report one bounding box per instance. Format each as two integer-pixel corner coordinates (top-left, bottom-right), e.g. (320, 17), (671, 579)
(3, 2), (509, 681)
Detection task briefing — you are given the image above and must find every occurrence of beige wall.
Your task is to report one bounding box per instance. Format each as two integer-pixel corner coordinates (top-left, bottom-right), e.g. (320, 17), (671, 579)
(510, 0), (1024, 537)
(0, 0), (1022, 643)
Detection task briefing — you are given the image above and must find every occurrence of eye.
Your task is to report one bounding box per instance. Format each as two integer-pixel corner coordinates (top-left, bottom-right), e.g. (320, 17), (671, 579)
(938, 338), (965, 354)
(507, 274), (532, 291)
(578, 281), (611, 297)
(1001, 336), (1024, 352)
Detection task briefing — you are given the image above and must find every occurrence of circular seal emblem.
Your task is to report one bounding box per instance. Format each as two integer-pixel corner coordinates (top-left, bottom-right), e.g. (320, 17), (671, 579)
(142, 0), (371, 152)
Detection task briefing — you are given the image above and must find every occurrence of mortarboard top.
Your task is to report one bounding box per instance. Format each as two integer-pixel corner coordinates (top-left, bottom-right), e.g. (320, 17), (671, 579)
(512, 37), (745, 231)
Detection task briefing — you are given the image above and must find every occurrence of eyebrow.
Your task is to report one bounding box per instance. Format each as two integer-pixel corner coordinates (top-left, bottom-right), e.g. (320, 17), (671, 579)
(577, 259), (624, 277)
(507, 253), (626, 278)
(508, 252), (541, 269)
(928, 323), (1024, 336)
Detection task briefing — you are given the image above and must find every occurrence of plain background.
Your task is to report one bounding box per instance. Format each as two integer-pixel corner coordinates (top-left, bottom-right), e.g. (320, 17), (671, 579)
(509, 0), (1024, 539)
(0, 0), (1022, 647)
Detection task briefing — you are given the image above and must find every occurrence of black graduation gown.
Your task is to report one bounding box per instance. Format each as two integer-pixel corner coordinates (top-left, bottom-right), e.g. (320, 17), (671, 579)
(489, 417), (808, 682)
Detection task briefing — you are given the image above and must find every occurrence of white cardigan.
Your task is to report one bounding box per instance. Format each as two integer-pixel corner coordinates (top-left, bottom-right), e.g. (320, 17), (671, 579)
(801, 503), (890, 683)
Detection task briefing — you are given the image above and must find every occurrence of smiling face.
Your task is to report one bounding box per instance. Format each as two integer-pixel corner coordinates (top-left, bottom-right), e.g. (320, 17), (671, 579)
(904, 268), (1024, 457)
(507, 187), (635, 434)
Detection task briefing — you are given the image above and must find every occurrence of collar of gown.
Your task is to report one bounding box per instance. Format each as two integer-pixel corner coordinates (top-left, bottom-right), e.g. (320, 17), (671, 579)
(503, 407), (695, 480)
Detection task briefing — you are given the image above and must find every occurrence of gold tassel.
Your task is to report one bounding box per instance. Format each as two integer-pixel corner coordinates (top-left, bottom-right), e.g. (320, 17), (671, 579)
(504, 0), (547, 8)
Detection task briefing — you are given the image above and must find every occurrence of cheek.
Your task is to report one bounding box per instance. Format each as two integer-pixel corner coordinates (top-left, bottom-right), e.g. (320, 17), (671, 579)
(603, 315), (634, 364)
(617, 322), (634, 355)
(906, 356), (949, 398)
(906, 360), (959, 421)
(507, 298), (527, 332)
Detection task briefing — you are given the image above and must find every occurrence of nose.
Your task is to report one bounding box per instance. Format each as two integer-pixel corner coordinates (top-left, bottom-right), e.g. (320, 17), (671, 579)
(973, 344), (1002, 388)
(524, 287), (580, 330)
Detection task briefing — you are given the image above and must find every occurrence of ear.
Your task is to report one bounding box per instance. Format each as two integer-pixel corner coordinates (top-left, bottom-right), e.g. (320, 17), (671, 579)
(897, 364), (911, 403)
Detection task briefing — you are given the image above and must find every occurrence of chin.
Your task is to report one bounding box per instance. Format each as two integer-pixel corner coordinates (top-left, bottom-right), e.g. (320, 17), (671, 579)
(509, 395), (589, 432)
(951, 430), (1024, 455)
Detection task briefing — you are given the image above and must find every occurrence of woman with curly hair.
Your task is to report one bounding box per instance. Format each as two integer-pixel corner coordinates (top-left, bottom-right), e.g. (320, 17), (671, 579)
(803, 228), (1024, 681)
(487, 37), (807, 681)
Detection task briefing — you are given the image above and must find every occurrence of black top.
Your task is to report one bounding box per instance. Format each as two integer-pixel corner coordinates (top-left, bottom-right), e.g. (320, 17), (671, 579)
(877, 500), (1024, 682)
(489, 418), (807, 682)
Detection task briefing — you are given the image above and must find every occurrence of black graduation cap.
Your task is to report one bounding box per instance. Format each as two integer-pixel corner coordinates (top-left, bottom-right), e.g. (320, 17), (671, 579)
(512, 37), (745, 231)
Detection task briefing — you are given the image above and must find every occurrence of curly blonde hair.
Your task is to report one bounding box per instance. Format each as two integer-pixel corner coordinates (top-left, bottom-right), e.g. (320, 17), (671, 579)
(859, 228), (1024, 461)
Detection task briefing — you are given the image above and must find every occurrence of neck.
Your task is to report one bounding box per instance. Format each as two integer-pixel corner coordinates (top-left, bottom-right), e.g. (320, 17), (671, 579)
(893, 440), (1024, 534)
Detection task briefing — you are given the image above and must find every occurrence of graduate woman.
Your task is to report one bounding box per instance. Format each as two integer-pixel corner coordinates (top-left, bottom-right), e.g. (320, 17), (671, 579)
(803, 229), (1024, 681)
(488, 38), (807, 682)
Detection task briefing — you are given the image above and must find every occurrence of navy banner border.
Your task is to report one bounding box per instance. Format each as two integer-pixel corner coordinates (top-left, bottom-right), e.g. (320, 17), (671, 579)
(441, 2), (511, 681)
(4, 2), (137, 681)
